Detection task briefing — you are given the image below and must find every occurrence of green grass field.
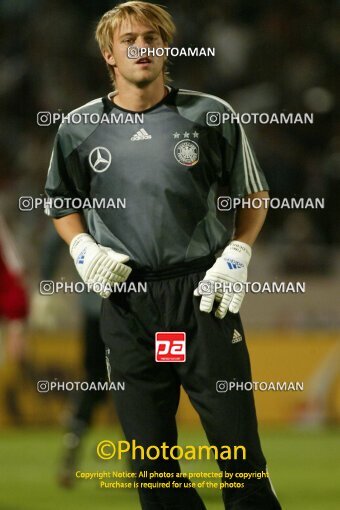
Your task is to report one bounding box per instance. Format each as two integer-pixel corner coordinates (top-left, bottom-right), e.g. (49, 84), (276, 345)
(0, 426), (339, 510)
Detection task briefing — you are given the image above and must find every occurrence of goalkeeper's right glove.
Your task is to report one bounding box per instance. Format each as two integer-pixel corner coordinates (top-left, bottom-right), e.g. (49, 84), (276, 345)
(70, 233), (131, 298)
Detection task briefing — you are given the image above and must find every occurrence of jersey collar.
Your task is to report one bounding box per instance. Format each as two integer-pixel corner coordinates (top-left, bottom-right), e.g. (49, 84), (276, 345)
(102, 85), (177, 114)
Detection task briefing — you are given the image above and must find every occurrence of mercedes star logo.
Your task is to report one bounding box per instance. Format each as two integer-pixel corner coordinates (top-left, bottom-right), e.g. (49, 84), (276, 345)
(88, 146), (112, 173)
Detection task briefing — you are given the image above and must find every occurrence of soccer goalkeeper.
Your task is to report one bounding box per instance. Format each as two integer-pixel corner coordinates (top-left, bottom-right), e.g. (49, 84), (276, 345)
(45, 2), (281, 509)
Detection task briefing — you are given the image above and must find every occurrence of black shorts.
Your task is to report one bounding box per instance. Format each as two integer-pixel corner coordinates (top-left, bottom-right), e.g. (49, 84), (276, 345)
(100, 258), (281, 510)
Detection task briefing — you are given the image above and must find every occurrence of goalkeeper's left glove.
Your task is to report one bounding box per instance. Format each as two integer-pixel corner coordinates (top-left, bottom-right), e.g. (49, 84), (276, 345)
(194, 240), (251, 319)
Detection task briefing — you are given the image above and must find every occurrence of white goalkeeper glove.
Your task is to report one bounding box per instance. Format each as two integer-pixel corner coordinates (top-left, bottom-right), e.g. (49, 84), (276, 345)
(70, 233), (131, 298)
(194, 240), (251, 319)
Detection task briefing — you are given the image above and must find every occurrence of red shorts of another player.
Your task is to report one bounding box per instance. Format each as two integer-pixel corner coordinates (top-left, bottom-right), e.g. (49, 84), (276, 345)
(0, 249), (28, 321)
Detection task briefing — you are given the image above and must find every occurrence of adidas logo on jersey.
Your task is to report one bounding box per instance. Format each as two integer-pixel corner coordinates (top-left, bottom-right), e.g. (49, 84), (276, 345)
(226, 259), (243, 270)
(232, 329), (243, 344)
(130, 128), (152, 141)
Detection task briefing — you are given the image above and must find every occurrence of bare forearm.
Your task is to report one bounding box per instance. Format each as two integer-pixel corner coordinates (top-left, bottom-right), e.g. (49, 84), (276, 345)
(233, 191), (269, 247)
(52, 213), (87, 246)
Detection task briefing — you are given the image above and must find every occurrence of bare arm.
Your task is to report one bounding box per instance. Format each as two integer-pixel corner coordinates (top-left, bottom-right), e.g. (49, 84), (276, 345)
(233, 191), (269, 247)
(52, 212), (87, 246)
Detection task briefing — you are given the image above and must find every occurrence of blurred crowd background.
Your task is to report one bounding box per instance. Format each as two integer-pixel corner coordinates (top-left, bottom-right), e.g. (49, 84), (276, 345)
(0, 0), (339, 429)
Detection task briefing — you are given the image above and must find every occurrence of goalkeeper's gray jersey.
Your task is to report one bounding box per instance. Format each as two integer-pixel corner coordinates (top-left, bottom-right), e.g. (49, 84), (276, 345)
(45, 87), (268, 270)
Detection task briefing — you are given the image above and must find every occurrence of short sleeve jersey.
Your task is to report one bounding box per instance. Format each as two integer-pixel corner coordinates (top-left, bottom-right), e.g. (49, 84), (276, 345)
(45, 87), (268, 270)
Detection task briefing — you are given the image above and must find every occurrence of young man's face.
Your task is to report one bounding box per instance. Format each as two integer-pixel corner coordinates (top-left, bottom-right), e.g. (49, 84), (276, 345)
(105, 18), (166, 87)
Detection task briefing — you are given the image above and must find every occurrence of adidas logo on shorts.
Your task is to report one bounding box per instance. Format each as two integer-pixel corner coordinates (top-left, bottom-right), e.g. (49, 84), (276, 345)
(130, 128), (152, 141)
(232, 329), (243, 344)
(105, 347), (112, 383)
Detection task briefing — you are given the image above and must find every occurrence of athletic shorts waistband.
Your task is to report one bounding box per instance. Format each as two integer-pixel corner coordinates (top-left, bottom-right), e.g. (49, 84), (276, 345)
(128, 254), (215, 281)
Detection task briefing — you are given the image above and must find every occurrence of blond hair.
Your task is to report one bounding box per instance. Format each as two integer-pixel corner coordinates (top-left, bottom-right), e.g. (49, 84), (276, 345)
(95, 1), (176, 85)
